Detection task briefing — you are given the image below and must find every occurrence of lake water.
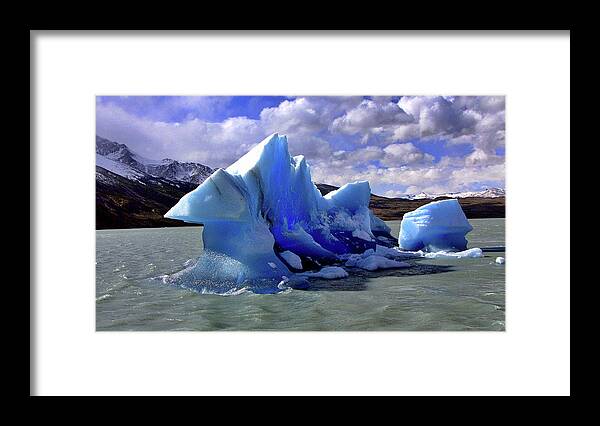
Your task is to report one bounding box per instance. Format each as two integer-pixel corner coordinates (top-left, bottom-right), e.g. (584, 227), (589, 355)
(96, 219), (505, 331)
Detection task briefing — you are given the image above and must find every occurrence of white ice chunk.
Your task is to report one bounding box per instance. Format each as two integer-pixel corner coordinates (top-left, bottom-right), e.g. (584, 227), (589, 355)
(277, 276), (290, 289)
(421, 248), (483, 259)
(375, 245), (421, 260)
(279, 251), (303, 270)
(352, 228), (374, 241)
(300, 266), (349, 279)
(346, 253), (411, 270)
(495, 256), (505, 264)
(361, 249), (375, 258)
(399, 199), (473, 252)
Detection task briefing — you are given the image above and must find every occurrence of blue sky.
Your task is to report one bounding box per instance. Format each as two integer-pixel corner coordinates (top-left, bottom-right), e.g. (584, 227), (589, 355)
(96, 96), (505, 196)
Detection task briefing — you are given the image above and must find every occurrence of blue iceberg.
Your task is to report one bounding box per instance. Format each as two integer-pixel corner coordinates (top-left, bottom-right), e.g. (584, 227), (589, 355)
(164, 133), (398, 292)
(399, 199), (473, 252)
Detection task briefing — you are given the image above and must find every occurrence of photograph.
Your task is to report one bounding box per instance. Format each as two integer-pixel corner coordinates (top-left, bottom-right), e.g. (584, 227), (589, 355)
(95, 95), (506, 331)
(33, 30), (570, 396)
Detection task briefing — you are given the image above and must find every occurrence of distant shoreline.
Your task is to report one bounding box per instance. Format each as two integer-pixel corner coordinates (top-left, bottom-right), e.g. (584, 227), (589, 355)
(95, 196), (505, 231)
(96, 216), (506, 232)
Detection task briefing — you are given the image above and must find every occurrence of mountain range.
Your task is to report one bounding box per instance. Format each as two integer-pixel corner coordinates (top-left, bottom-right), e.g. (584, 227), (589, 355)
(96, 136), (214, 184)
(405, 187), (505, 200)
(96, 136), (505, 229)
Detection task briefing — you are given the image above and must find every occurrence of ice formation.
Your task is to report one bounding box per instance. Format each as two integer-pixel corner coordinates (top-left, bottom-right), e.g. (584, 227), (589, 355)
(164, 133), (399, 292)
(399, 199), (473, 252)
(163, 133), (485, 294)
(495, 256), (505, 264)
(419, 248), (483, 259)
(345, 253), (410, 271)
(300, 266), (349, 280)
(280, 251), (303, 270)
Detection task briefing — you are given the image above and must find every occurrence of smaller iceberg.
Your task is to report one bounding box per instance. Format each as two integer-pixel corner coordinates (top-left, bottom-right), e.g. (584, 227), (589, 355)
(399, 199), (473, 252)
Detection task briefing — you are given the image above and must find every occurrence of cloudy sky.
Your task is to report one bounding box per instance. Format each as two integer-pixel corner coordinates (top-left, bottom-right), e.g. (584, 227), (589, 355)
(96, 96), (505, 197)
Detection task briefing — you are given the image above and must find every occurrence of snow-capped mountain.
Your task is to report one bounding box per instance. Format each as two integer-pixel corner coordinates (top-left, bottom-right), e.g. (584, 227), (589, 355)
(145, 159), (213, 184)
(96, 136), (213, 184)
(406, 187), (505, 200)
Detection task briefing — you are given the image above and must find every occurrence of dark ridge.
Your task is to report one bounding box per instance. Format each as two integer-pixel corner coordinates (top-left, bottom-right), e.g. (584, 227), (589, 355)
(96, 166), (197, 230)
(316, 183), (505, 220)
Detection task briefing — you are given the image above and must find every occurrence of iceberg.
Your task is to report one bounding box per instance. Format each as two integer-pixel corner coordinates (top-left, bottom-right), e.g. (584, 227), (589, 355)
(164, 133), (399, 292)
(399, 199), (473, 252)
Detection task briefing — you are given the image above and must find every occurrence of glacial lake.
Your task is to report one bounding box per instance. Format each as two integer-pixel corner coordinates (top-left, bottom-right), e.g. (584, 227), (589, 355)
(96, 219), (505, 331)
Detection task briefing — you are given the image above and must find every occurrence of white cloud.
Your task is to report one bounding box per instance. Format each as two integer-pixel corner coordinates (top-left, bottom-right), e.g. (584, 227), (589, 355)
(381, 143), (434, 167)
(331, 99), (413, 136)
(326, 95), (505, 165)
(397, 96), (505, 158)
(399, 96), (479, 138)
(260, 98), (323, 135)
(96, 103), (264, 167)
(96, 95), (505, 196)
